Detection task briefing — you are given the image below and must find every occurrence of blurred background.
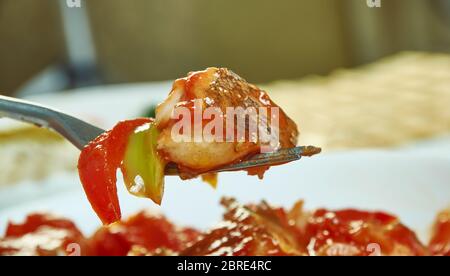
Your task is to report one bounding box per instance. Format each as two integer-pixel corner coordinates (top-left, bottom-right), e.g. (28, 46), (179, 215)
(0, 0), (449, 209)
(1, 0), (450, 94)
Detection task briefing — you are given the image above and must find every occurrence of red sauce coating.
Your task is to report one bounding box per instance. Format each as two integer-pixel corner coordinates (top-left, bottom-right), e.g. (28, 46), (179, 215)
(429, 210), (450, 256)
(303, 209), (427, 256)
(0, 214), (88, 256)
(1, 200), (447, 256)
(89, 211), (199, 256)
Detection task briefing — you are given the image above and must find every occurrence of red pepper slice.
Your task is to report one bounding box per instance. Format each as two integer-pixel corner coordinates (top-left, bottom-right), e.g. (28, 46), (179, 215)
(78, 118), (152, 225)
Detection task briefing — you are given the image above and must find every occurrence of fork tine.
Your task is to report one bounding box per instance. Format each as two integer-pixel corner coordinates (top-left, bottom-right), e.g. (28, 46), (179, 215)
(164, 146), (321, 175)
(215, 146), (321, 172)
(0, 95), (105, 150)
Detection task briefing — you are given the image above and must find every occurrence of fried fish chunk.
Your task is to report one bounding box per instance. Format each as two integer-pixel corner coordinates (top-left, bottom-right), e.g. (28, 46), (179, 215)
(156, 68), (299, 179)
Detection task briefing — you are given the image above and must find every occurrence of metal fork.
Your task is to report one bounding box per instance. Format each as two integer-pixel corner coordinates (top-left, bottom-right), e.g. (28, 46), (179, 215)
(0, 95), (321, 175)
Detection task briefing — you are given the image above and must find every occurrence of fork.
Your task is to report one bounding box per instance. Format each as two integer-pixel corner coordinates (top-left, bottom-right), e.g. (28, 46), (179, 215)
(0, 95), (321, 175)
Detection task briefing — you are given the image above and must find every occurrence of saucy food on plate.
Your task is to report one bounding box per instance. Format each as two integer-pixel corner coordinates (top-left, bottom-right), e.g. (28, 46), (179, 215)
(1, 198), (448, 256)
(5, 68), (445, 257)
(78, 68), (305, 224)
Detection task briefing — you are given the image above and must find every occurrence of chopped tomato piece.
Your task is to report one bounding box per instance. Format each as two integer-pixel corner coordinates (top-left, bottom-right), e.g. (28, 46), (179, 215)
(78, 118), (152, 225)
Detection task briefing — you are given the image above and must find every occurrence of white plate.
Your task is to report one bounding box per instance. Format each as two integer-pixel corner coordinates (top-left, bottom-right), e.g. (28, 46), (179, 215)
(0, 83), (171, 208)
(23, 82), (171, 129)
(0, 150), (449, 243)
(0, 82), (171, 131)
